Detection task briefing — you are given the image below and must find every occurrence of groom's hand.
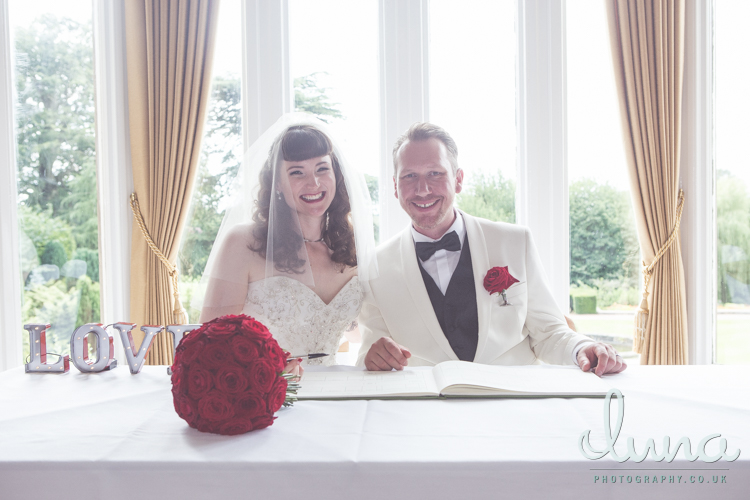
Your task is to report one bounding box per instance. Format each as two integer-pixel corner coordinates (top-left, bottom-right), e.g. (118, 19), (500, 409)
(365, 338), (412, 371)
(577, 342), (627, 377)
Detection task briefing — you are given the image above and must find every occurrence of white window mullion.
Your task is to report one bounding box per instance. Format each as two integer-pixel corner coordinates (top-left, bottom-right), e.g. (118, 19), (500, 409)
(92, 0), (133, 363)
(681, 0), (715, 365)
(516, 0), (569, 312)
(242, 0), (291, 148)
(0, 0), (22, 372)
(378, 0), (429, 242)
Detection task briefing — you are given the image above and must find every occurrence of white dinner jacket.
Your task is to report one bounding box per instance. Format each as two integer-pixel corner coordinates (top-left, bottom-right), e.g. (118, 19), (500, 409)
(356, 212), (592, 367)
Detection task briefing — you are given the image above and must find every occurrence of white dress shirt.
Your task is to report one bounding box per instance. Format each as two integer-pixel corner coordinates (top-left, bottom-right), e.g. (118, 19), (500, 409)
(411, 210), (465, 295)
(411, 209), (588, 364)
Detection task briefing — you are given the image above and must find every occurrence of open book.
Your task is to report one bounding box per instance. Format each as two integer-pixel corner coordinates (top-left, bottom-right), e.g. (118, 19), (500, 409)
(296, 361), (610, 400)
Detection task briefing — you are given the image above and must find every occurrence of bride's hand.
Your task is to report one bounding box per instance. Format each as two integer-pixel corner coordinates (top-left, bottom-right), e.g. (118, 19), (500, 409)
(283, 356), (304, 381)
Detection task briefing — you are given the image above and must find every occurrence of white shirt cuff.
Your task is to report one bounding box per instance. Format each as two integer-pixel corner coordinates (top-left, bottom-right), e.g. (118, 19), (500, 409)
(572, 341), (595, 365)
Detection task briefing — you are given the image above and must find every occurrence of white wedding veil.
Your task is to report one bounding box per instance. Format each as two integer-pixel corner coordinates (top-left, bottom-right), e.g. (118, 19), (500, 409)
(194, 113), (378, 319)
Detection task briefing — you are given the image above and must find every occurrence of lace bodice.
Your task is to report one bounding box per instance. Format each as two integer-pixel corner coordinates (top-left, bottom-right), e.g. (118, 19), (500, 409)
(242, 276), (362, 366)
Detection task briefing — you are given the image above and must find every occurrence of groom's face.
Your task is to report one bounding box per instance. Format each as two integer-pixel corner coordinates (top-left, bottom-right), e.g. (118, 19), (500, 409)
(394, 138), (464, 239)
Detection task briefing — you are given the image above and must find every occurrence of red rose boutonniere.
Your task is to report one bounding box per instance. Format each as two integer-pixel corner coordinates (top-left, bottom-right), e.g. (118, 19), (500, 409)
(483, 266), (519, 306)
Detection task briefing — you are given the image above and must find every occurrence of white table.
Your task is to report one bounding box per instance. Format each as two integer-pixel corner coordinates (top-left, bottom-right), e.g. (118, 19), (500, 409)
(0, 364), (748, 500)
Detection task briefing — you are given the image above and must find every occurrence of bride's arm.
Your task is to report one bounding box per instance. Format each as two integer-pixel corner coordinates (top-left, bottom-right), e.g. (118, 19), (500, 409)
(199, 224), (257, 323)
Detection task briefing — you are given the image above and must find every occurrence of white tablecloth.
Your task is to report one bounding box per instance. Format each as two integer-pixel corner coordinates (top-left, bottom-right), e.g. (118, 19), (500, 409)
(0, 364), (748, 500)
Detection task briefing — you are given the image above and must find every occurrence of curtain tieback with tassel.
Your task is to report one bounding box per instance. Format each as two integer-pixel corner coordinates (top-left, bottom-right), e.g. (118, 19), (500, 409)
(129, 193), (188, 324)
(635, 190), (685, 350)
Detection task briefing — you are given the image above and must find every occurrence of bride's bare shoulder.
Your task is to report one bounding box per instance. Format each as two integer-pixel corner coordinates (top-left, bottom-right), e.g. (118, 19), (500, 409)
(215, 224), (264, 265)
(219, 223), (267, 278)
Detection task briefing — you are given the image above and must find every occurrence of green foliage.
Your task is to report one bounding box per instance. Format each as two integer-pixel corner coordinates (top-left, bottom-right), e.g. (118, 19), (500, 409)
(569, 179), (638, 287)
(73, 248), (99, 282)
(18, 204), (76, 261)
(573, 294), (597, 314)
(75, 275), (100, 325)
(456, 172), (515, 223)
(21, 280), (80, 357)
(21, 271), (100, 360)
(365, 174), (379, 203)
(179, 75), (242, 279)
(717, 172), (750, 304)
(573, 278), (639, 310)
(41, 241), (67, 269)
(60, 159), (99, 249)
(365, 174), (379, 243)
(14, 15), (96, 217)
(294, 73), (343, 122)
(180, 275), (203, 323)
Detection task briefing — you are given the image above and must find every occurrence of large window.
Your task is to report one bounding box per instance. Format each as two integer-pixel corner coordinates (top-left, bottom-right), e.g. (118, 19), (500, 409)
(10, 0), (100, 361)
(289, 0), (380, 240)
(179, 0), (242, 323)
(429, 0), (516, 224)
(714, 0), (750, 364)
(566, 0), (640, 362)
(0, 0), (741, 368)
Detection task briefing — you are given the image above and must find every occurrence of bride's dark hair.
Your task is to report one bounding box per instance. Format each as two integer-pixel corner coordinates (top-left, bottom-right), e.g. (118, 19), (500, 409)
(250, 125), (357, 273)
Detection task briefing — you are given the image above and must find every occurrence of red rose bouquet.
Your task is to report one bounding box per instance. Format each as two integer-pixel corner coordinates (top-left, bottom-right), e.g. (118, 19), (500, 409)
(171, 314), (298, 435)
(483, 266), (519, 305)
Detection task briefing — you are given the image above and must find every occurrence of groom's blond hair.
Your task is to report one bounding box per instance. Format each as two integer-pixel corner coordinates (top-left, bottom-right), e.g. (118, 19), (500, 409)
(392, 122), (459, 174)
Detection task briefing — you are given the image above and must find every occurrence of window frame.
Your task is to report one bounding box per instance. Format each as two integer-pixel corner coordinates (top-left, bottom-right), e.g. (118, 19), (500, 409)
(0, 0), (720, 370)
(681, 0), (716, 364)
(0, 0), (23, 372)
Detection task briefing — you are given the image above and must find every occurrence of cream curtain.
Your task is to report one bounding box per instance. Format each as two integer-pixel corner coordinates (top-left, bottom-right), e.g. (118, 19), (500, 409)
(606, 0), (688, 364)
(125, 0), (220, 364)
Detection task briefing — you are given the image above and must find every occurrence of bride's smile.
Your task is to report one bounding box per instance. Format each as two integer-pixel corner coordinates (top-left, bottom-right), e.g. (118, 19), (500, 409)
(282, 154), (336, 218)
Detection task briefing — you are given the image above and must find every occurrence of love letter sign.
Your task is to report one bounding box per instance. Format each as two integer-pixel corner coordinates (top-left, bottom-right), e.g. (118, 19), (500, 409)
(24, 323), (202, 375)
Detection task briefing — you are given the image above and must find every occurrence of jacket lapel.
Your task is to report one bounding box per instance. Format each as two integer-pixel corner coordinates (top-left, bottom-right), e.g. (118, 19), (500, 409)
(399, 227), (459, 361)
(462, 212), (492, 363)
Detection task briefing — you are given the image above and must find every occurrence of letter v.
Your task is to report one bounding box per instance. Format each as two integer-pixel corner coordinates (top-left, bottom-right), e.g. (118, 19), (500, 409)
(114, 323), (162, 374)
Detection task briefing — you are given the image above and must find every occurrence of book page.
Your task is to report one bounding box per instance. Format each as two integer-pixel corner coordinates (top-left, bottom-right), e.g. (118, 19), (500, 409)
(433, 361), (609, 396)
(297, 368), (441, 399)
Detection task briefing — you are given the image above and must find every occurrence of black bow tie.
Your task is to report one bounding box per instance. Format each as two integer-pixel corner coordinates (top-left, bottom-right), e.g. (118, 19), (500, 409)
(415, 231), (461, 261)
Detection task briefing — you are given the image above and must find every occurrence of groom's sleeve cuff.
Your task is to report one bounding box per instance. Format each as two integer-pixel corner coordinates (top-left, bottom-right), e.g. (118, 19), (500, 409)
(572, 341), (594, 366)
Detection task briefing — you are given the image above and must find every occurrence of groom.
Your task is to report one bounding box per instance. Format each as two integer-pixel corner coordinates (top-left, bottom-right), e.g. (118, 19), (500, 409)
(356, 123), (626, 376)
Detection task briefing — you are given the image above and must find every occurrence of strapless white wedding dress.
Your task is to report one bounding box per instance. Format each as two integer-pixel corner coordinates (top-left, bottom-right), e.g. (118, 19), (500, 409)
(242, 276), (362, 366)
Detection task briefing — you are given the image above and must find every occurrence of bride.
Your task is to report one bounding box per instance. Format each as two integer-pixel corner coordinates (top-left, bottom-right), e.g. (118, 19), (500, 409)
(198, 114), (377, 375)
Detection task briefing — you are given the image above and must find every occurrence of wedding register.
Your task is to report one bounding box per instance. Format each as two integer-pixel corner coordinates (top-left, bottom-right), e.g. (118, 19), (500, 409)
(296, 361), (610, 400)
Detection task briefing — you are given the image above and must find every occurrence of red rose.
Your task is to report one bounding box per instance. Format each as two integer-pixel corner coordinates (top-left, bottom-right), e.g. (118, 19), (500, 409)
(174, 394), (198, 422)
(201, 343), (234, 370)
(215, 365), (249, 394)
(234, 393), (267, 419)
(267, 376), (288, 413)
(221, 315), (245, 325)
(207, 321), (237, 337)
(242, 318), (272, 341)
(195, 419), (213, 433)
(251, 414), (275, 431)
(170, 363), (183, 387)
(180, 339), (205, 364)
(198, 394), (235, 422)
(483, 266), (519, 295)
(171, 314), (291, 435)
(219, 418), (254, 436)
(187, 366), (214, 399)
(250, 359), (278, 393)
(232, 336), (261, 363)
(262, 341), (287, 372)
(179, 326), (206, 348)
